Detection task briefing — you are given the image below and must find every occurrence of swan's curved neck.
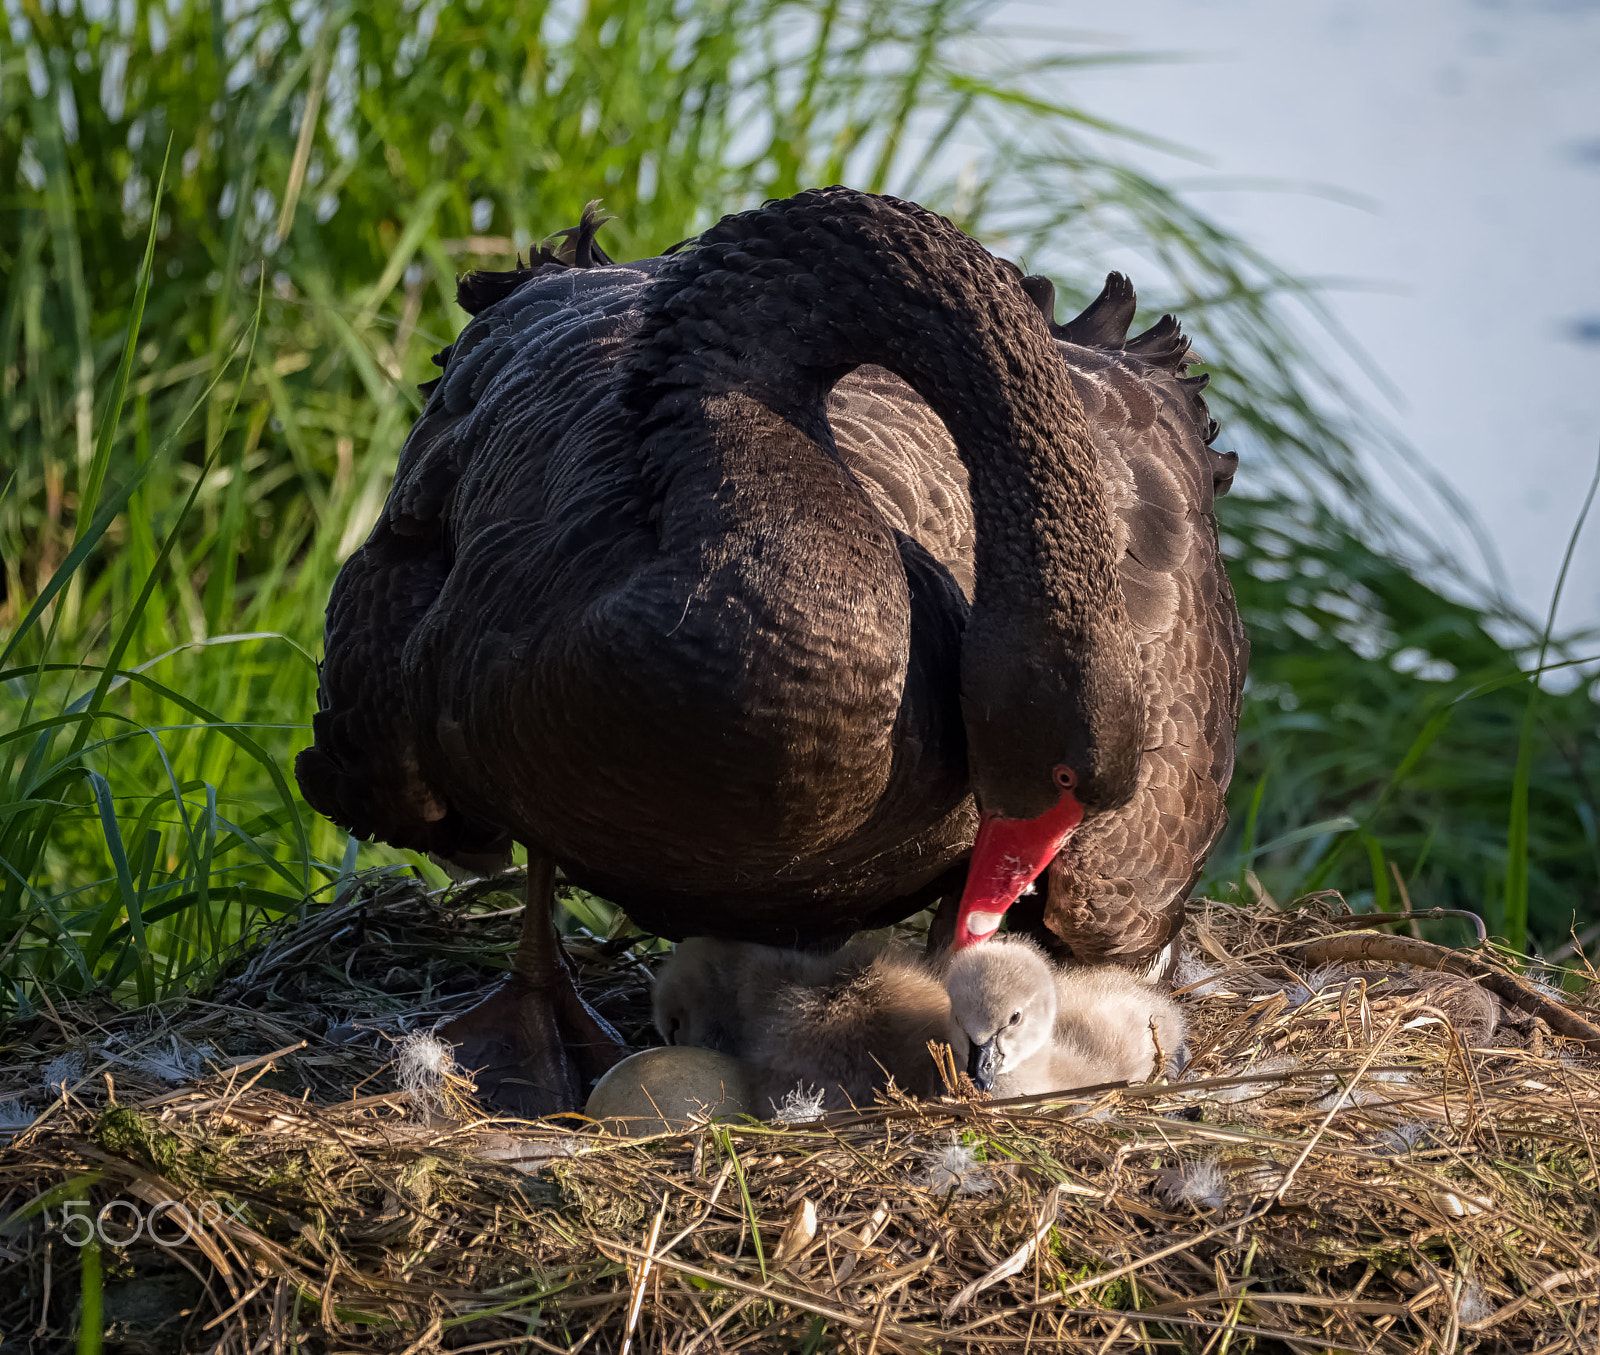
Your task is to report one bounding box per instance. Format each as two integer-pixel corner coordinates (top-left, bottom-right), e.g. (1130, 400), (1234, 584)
(623, 188), (1123, 642)
(625, 187), (1145, 874)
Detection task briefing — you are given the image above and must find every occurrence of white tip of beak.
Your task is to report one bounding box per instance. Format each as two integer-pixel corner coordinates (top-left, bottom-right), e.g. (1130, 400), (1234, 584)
(966, 910), (1003, 939)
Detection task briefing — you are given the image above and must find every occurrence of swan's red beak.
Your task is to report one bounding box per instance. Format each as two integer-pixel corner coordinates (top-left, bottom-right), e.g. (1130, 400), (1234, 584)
(952, 793), (1083, 949)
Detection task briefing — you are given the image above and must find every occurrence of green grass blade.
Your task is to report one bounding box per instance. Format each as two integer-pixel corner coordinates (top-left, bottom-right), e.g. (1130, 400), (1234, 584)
(1363, 833), (1391, 913)
(0, 466), (159, 670)
(63, 308), (264, 765)
(75, 142), (171, 536)
(723, 1126), (767, 1283)
(1242, 816), (1358, 864)
(33, 56), (95, 501)
(9, 661), (317, 893)
(357, 183), (453, 328)
(84, 769), (152, 1003)
(1505, 441), (1600, 954)
(1235, 772), (1268, 891)
(1299, 652), (1599, 897)
(864, 0), (951, 194)
(75, 1235), (103, 1355)
(334, 833), (362, 904)
(1505, 710), (1535, 953)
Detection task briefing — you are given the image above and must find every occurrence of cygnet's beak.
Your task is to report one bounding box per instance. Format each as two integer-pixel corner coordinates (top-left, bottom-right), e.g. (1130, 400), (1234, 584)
(967, 1036), (1001, 1092)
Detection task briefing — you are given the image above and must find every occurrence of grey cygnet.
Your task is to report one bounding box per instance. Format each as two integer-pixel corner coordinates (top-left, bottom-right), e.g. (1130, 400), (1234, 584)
(745, 945), (950, 1114)
(653, 937), (949, 1114)
(944, 935), (1187, 1097)
(652, 936), (837, 1057)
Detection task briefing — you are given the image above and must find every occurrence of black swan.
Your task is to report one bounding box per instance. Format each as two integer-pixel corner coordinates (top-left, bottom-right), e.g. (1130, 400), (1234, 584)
(296, 187), (1247, 1113)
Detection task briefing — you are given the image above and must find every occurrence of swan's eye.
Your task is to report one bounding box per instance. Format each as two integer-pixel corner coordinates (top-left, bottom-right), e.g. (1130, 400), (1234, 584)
(1052, 765), (1078, 791)
(1008, 1011), (1022, 1027)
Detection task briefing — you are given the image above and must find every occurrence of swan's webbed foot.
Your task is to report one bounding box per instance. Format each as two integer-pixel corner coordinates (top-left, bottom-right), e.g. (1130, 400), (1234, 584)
(438, 969), (625, 1117)
(437, 850), (627, 1117)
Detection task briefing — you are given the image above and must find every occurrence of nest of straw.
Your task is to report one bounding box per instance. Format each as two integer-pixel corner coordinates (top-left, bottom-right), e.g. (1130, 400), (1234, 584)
(4, 876), (1600, 1353)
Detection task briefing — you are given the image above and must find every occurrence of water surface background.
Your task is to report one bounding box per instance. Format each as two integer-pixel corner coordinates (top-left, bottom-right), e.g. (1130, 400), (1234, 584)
(1001, 0), (1600, 641)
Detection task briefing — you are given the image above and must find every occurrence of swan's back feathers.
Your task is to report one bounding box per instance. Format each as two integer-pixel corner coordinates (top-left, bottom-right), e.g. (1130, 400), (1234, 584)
(1053, 271), (1139, 349)
(454, 201), (617, 317)
(297, 259), (661, 859)
(294, 519), (511, 861)
(826, 367), (978, 595)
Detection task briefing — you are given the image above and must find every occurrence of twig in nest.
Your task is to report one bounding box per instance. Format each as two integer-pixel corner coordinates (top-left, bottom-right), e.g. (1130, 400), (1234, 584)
(1148, 1016), (1166, 1082)
(1286, 934), (1600, 1050)
(929, 1038), (961, 1096)
(1321, 908), (1487, 944)
(619, 1197), (666, 1355)
(943, 1184), (1063, 1318)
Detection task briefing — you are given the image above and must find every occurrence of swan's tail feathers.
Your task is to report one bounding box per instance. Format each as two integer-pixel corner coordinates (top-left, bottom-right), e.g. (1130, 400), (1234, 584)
(1055, 272), (1139, 349)
(1122, 313), (1194, 372)
(1019, 273), (1058, 325)
(1209, 447), (1240, 495)
(294, 739), (512, 869)
(417, 343), (451, 400)
(546, 200), (616, 268)
(453, 202), (617, 319)
(456, 261), (543, 316)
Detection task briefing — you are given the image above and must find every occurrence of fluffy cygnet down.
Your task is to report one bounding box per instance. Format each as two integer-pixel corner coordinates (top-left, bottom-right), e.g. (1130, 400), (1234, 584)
(745, 945), (950, 1114)
(654, 937), (950, 1113)
(652, 937), (839, 1057)
(945, 936), (1187, 1097)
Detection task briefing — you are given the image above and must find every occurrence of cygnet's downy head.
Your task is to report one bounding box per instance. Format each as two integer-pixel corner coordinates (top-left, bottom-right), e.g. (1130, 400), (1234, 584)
(944, 939), (1057, 1092)
(652, 938), (735, 1054)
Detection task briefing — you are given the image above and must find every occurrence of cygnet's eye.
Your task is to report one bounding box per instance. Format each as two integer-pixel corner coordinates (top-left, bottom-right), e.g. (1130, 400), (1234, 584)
(1008, 1011), (1022, 1027)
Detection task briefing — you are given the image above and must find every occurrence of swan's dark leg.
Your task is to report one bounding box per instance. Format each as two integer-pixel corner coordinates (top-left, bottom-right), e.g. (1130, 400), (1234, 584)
(437, 852), (627, 1115)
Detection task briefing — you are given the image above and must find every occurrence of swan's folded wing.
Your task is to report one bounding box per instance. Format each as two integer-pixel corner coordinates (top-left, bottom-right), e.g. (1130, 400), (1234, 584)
(294, 512), (511, 860)
(1040, 344), (1249, 967)
(293, 361), (522, 861)
(296, 264), (653, 861)
(827, 334), (1247, 969)
(826, 364), (976, 598)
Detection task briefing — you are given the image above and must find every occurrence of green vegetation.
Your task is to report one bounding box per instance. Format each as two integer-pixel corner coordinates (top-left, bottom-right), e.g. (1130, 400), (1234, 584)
(2, 0), (1596, 1014)
(1220, 488), (1597, 953)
